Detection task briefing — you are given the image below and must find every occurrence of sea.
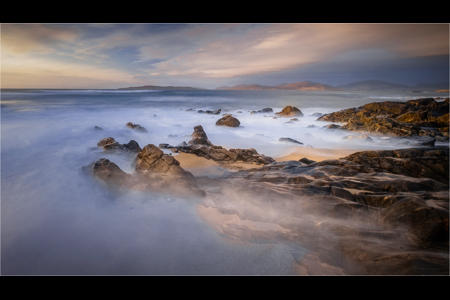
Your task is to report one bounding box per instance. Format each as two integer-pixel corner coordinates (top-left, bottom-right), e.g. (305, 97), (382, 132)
(1, 88), (447, 275)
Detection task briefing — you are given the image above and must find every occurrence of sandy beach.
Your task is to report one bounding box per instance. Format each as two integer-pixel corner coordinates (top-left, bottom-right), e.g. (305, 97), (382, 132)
(174, 147), (361, 171)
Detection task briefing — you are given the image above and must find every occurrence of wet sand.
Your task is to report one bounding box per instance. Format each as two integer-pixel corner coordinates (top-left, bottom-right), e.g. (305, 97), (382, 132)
(273, 146), (361, 163)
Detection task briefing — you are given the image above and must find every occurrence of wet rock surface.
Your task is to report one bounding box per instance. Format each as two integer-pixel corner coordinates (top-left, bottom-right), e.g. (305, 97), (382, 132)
(196, 145), (449, 275)
(318, 98), (449, 140)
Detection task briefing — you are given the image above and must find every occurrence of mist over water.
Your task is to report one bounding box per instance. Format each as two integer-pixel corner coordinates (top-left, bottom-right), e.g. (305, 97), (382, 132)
(1, 89), (447, 275)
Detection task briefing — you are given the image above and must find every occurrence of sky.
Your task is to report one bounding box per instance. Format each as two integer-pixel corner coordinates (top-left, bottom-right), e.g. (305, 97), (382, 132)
(1, 23), (449, 89)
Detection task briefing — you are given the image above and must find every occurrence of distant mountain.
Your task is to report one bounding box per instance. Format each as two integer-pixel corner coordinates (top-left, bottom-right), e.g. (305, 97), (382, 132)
(118, 85), (204, 90)
(215, 81), (342, 91)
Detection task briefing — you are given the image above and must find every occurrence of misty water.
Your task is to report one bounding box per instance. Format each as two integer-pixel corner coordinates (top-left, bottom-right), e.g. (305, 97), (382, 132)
(1, 88), (447, 275)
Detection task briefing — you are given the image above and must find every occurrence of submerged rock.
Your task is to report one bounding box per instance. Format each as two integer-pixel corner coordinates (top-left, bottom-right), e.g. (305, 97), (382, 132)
(279, 137), (303, 145)
(126, 122), (148, 133)
(251, 108), (273, 114)
(216, 115), (240, 127)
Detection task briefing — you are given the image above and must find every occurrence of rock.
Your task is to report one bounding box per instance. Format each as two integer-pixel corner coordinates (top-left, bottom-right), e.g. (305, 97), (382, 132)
(94, 126), (103, 131)
(275, 106), (304, 117)
(279, 137), (303, 145)
(311, 112), (322, 117)
(342, 135), (373, 142)
(91, 158), (137, 190)
(290, 118), (299, 121)
(317, 98), (449, 140)
(325, 124), (341, 129)
(171, 126), (275, 166)
(188, 125), (213, 146)
(126, 122), (148, 133)
(251, 108), (273, 114)
(299, 157), (316, 164)
(97, 137), (142, 153)
(216, 115), (240, 127)
(198, 109), (221, 114)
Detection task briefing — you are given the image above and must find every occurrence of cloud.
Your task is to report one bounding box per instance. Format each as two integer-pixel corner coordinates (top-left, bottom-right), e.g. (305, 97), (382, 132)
(1, 23), (448, 88)
(1, 24), (79, 54)
(146, 24), (449, 79)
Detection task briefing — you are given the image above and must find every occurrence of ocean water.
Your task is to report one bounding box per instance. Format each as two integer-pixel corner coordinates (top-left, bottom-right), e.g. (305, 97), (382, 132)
(1, 88), (447, 275)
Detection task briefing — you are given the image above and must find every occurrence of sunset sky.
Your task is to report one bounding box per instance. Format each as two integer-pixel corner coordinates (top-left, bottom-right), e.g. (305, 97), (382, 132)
(1, 23), (449, 89)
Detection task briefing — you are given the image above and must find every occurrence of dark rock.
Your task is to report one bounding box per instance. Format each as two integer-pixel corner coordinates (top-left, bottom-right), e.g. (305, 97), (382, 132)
(216, 115), (240, 127)
(251, 108), (273, 114)
(299, 157), (316, 164)
(188, 125), (213, 146)
(126, 122), (148, 133)
(97, 137), (142, 153)
(279, 137), (303, 145)
(94, 126), (103, 131)
(275, 106), (304, 117)
(198, 109), (221, 114)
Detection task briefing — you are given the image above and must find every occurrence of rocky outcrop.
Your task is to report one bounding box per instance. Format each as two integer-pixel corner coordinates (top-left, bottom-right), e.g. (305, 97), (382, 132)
(97, 137), (143, 153)
(275, 106), (303, 117)
(87, 143), (205, 197)
(215, 115), (240, 127)
(126, 122), (148, 133)
(197, 145), (449, 274)
(317, 98), (449, 140)
(160, 125), (275, 166)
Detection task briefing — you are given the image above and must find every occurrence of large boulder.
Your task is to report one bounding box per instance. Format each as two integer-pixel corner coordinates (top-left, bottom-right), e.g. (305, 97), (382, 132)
(215, 115), (240, 127)
(275, 106), (304, 117)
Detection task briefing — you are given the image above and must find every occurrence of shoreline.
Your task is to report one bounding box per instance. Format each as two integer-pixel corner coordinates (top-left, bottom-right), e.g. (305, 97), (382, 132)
(174, 147), (362, 172)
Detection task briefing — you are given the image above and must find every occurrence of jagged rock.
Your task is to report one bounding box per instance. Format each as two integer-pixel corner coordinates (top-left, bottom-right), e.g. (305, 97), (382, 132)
(126, 122), (148, 133)
(97, 137), (142, 153)
(188, 125), (213, 146)
(216, 115), (240, 127)
(91, 158), (138, 189)
(317, 98), (449, 140)
(219, 146), (449, 272)
(279, 137), (303, 145)
(275, 106), (304, 117)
